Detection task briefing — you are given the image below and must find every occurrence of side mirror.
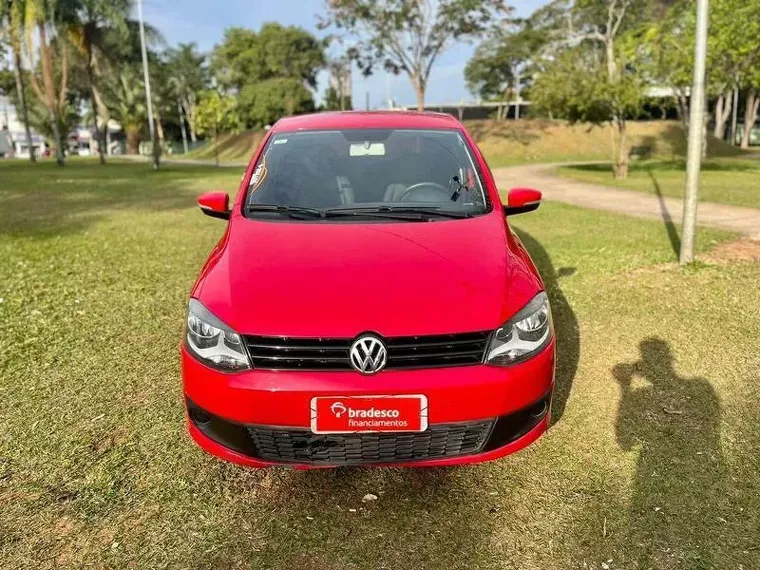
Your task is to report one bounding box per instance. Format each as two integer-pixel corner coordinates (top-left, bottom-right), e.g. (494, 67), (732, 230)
(503, 187), (542, 216)
(198, 192), (230, 220)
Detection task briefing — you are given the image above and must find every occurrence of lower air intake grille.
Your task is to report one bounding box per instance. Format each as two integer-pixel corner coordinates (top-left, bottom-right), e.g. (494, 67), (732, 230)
(246, 420), (495, 465)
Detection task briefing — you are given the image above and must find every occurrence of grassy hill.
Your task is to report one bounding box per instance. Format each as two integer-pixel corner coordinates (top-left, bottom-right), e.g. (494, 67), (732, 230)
(184, 130), (266, 163)
(184, 119), (746, 166)
(469, 119), (745, 167)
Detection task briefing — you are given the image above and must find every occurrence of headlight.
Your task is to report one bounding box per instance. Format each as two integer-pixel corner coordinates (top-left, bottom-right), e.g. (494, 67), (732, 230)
(185, 299), (250, 372)
(486, 292), (553, 366)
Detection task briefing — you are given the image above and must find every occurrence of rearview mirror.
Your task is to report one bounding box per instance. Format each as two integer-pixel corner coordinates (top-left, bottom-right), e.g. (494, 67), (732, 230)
(198, 192), (230, 220)
(503, 187), (542, 216)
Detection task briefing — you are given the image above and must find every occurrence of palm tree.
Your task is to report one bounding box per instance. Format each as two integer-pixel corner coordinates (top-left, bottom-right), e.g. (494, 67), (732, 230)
(64, 0), (129, 164)
(2, 0), (35, 162)
(23, 0), (68, 166)
(102, 65), (145, 154)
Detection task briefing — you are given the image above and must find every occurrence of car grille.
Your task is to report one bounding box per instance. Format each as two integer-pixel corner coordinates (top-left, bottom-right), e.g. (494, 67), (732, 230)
(242, 331), (491, 371)
(245, 420), (495, 465)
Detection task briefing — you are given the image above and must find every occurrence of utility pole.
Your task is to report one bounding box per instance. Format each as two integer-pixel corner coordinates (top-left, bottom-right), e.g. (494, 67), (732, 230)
(137, 0), (159, 169)
(679, 0), (709, 265)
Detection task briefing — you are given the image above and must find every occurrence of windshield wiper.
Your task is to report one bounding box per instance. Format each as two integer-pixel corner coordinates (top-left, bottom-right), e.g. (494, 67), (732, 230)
(327, 206), (472, 219)
(247, 204), (325, 219)
(323, 208), (428, 222)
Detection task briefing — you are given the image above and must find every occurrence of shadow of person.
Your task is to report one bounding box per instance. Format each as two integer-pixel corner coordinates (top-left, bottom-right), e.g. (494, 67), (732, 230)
(614, 338), (727, 567)
(514, 229), (580, 424)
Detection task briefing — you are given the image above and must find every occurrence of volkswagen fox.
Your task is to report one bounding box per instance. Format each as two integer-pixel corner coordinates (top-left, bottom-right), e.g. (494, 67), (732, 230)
(182, 111), (555, 468)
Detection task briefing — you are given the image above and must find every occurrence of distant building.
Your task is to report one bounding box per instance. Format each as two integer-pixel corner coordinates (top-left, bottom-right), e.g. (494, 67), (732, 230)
(1, 94), (128, 157)
(0, 94), (47, 158)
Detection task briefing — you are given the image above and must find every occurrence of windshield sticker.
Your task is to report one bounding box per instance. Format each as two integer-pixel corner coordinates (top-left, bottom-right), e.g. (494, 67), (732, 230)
(273, 138), (288, 145)
(250, 160), (267, 191)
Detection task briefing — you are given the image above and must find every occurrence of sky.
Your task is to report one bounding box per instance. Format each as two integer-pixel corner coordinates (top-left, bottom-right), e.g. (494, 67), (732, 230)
(139, 0), (549, 109)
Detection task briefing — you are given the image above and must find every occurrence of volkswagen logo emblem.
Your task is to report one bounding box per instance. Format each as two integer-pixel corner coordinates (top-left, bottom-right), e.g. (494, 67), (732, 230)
(349, 335), (388, 375)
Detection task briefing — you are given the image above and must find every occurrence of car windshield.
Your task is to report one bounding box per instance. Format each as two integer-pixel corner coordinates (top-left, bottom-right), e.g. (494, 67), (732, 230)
(244, 128), (489, 220)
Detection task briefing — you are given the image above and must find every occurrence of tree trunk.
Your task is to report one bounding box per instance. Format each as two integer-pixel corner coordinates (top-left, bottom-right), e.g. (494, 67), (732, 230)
(730, 87), (739, 145)
(85, 45), (106, 165)
(178, 99), (189, 153)
(412, 76), (425, 112)
(606, 39), (617, 82)
(213, 122), (219, 168)
(37, 24), (64, 166)
(155, 112), (165, 142)
(126, 126), (141, 154)
(11, 47), (35, 162)
(676, 91), (689, 132)
(713, 92), (731, 140)
(741, 90), (759, 149)
(614, 118), (629, 179)
(183, 97), (198, 142)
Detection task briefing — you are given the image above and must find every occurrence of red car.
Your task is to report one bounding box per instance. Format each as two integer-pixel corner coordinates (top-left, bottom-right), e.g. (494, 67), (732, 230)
(182, 111), (554, 468)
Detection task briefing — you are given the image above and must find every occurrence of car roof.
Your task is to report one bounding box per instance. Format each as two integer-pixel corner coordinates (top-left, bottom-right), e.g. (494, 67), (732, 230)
(272, 111), (463, 133)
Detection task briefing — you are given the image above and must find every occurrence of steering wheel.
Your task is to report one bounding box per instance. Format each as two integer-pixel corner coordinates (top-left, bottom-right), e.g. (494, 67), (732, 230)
(397, 182), (451, 203)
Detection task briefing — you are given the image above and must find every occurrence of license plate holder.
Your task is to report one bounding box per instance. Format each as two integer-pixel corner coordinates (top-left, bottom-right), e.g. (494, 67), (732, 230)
(310, 395), (428, 434)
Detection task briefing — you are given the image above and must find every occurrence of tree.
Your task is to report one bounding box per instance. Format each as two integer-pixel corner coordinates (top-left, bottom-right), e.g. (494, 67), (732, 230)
(323, 86), (352, 111)
(148, 53), (174, 146)
(166, 42), (208, 145)
(741, 70), (760, 150)
(238, 78), (314, 127)
(321, 0), (508, 111)
(324, 56), (352, 111)
(65, 0), (131, 164)
(102, 65), (146, 154)
(24, 0), (72, 166)
(193, 89), (238, 166)
(640, 0), (760, 145)
(211, 23), (325, 91)
(530, 0), (654, 178)
(465, 20), (544, 118)
(1, 0), (35, 162)
(210, 23), (324, 128)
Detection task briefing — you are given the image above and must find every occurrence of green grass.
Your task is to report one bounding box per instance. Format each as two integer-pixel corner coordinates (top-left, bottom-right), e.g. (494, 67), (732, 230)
(1, 160), (759, 569)
(556, 158), (760, 209)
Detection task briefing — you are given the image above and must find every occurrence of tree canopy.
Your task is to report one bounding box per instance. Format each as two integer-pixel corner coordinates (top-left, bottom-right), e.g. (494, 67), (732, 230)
(210, 23), (325, 127)
(321, 0), (508, 111)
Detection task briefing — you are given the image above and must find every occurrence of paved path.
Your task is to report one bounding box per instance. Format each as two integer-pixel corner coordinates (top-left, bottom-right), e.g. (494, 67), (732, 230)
(493, 164), (760, 240)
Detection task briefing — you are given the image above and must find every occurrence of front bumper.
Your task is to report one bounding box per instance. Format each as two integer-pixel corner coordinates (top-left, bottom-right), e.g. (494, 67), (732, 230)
(181, 339), (555, 468)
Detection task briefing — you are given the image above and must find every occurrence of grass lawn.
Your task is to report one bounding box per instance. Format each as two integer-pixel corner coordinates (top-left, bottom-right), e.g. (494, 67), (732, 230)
(1, 160), (759, 569)
(556, 158), (760, 210)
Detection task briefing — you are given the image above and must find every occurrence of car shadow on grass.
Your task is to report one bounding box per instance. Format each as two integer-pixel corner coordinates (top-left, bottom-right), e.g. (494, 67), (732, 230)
(610, 338), (728, 567)
(514, 229), (580, 424)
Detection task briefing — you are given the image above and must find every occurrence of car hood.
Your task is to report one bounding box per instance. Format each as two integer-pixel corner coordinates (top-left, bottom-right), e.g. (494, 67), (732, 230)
(194, 213), (539, 337)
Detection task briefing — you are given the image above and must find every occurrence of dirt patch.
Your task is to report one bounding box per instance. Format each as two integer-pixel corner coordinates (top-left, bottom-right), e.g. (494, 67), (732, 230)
(704, 239), (760, 263)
